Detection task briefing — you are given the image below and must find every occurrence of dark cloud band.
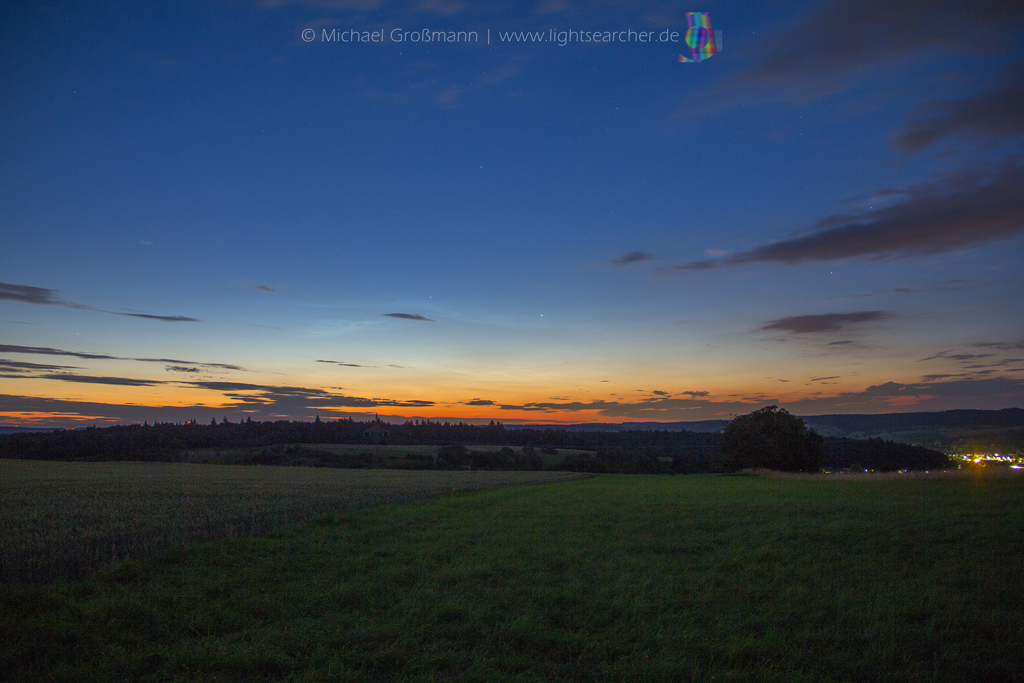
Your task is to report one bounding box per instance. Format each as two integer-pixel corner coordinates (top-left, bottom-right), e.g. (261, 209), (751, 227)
(675, 162), (1024, 270)
(0, 283), (61, 305)
(316, 360), (367, 367)
(896, 62), (1024, 152)
(0, 282), (200, 322)
(0, 344), (118, 360)
(0, 359), (79, 371)
(0, 344), (242, 371)
(715, 0), (1024, 103)
(759, 311), (892, 335)
(384, 313), (435, 321)
(610, 251), (659, 266)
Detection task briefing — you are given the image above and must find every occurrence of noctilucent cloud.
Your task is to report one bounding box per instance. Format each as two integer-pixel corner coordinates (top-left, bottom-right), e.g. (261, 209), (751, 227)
(2, 0), (1023, 427)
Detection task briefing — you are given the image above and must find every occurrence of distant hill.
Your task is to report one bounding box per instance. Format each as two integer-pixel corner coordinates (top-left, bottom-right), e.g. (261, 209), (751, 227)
(802, 409), (1024, 455)
(517, 409), (1024, 437)
(801, 409), (1024, 437)
(0, 425), (62, 435)
(513, 420), (729, 433)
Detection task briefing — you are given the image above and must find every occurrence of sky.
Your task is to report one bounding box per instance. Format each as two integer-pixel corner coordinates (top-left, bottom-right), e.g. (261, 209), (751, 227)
(2, 0), (1023, 427)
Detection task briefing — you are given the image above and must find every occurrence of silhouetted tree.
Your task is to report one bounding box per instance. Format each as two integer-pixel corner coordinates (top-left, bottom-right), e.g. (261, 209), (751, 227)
(721, 406), (822, 472)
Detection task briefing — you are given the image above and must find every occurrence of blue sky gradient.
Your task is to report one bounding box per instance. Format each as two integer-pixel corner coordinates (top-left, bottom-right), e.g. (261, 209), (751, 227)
(2, 0), (1023, 426)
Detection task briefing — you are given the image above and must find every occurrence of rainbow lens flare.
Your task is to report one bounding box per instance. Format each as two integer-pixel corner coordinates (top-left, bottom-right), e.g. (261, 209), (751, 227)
(679, 12), (716, 63)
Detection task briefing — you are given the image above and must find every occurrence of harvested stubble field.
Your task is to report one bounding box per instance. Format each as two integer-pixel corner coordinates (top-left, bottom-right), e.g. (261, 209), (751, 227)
(180, 444), (591, 469)
(0, 459), (585, 582)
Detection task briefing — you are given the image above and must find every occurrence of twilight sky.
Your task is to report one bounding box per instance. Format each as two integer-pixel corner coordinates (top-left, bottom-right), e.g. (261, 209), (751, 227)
(2, 0), (1023, 427)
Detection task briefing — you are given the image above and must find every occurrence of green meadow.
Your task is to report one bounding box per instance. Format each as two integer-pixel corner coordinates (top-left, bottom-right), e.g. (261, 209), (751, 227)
(2, 463), (1022, 682)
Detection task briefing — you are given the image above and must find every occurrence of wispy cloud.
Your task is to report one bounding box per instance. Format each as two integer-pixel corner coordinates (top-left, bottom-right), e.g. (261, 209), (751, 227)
(0, 282), (200, 322)
(785, 377), (1024, 413)
(712, 0), (1024, 104)
(917, 346), (1024, 380)
(895, 61), (1024, 152)
(118, 312), (201, 323)
(317, 360), (368, 367)
(0, 387), (438, 427)
(919, 352), (994, 363)
(974, 340), (1024, 351)
(0, 283), (63, 306)
(1, 371), (437, 419)
(0, 359), (79, 372)
(0, 344), (243, 370)
(136, 358), (243, 370)
(759, 311), (892, 335)
(490, 394), (761, 420)
(384, 313), (435, 322)
(610, 251), (659, 266)
(39, 374), (163, 387)
(185, 380), (436, 409)
(498, 399), (623, 413)
(672, 162), (1024, 270)
(187, 381), (284, 393)
(0, 344), (118, 360)
(846, 279), (986, 298)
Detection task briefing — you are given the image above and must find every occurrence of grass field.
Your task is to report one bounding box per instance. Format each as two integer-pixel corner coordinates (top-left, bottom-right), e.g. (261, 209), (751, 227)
(2, 466), (1022, 682)
(0, 459), (583, 582)
(180, 444), (589, 469)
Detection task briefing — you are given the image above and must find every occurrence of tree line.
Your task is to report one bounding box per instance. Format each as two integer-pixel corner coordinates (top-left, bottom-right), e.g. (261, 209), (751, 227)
(0, 414), (950, 473)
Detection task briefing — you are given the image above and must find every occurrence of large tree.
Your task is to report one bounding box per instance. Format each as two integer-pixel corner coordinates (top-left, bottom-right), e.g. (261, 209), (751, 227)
(721, 406), (823, 472)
